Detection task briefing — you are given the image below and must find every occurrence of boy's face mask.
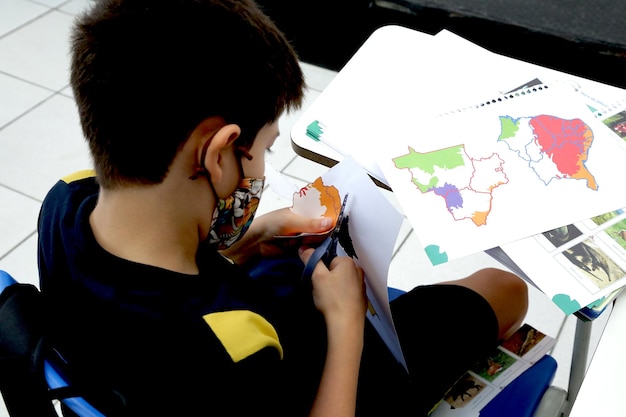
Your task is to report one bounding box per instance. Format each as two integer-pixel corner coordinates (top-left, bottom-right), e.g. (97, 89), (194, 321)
(207, 175), (264, 249)
(191, 137), (265, 250)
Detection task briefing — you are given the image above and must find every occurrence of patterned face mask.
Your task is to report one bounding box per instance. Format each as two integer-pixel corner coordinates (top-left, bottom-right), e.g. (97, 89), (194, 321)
(190, 132), (265, 250)
(208, 176), (264, 250)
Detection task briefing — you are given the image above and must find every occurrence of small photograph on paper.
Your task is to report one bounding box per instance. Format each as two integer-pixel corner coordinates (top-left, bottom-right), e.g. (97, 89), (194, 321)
(443, 374), (488, 409)
(557, 237), (626, 291)
(471, 350), (517, 383)
(602, 110), (626, 140)
(542, 224), (583, 248)
(590, 209), (624, 227)
(604, 232), (626, 258)
(591, 211), (626, 251)
(500, 323), (547, 359)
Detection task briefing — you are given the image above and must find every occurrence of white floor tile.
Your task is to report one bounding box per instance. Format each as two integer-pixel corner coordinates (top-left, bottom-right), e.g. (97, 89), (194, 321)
(256, 186), (294, 217)
(0, 93), (92, 201)
(271, 88), (321, 170)
(0, 0), (48, 38)
(282, 153), (331, 184)
(59, 84), (73, 98)
(0, 10), (74, 90)
(0, 233), (39, 288)
(0, 186), (40, 261)
(0, 72), (54, 128)
(58, 0), (93, 15)
(30, 0), (67, 7)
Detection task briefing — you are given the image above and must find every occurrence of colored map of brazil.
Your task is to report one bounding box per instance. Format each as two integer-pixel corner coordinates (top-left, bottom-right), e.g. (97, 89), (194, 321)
(392, 114), (598, 228)
(498, 115), (597, 190)
(392, 145), (509, 226)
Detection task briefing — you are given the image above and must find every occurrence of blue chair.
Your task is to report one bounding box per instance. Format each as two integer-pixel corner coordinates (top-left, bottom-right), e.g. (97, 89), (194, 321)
(0, 270), (104, 417)
(44, 360), (105, 417)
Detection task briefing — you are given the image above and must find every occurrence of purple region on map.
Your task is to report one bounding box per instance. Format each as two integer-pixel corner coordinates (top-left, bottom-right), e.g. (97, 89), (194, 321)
(433, 183), (463, 210)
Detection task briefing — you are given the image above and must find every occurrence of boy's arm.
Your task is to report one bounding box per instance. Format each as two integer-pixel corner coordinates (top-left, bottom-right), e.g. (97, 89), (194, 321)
(309, 309), (364, 417)
(299, 248), (367, 417)
(220, 208), (333, 264)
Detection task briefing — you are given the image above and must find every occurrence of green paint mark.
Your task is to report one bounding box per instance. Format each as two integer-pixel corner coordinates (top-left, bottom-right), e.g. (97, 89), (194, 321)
(393, 145), (466, 175)
(498, 116), (520, 141)
(412, 175), (439, 193)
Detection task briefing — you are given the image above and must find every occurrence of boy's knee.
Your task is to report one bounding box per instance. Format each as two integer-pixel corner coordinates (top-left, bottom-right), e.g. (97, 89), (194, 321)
(486, 267), (528, 311)
(493, 267), (527, 294)
(452, 268), (528, 339)
(486, 268), (528, 339)
(500, 269), (528, 312)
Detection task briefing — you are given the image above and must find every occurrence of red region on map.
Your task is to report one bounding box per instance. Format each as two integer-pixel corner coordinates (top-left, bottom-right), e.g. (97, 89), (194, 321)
(529, 115), (597, 189)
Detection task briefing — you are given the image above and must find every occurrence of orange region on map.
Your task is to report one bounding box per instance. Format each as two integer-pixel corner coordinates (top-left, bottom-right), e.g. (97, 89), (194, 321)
(293, 177), (342, 227)
(310, 177), (341, 219)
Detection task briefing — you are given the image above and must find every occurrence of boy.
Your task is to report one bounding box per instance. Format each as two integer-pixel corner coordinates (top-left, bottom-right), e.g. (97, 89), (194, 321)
(38, 0), (528, 416)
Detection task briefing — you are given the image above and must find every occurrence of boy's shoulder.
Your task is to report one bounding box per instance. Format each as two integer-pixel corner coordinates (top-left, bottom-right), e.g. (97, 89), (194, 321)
(39, 170), (100, 249)
(42, 170), (99, 210)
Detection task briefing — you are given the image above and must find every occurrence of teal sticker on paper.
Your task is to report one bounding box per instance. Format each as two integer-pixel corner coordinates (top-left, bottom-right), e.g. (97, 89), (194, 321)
(586, 296), (606, 309)
(425, 245), (448, 265)
(306, 120), (323, 141)
(552, 294), (581, 315)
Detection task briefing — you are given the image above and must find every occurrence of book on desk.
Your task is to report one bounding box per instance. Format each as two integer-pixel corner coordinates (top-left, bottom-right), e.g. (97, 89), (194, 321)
(291, 26), (626, 316)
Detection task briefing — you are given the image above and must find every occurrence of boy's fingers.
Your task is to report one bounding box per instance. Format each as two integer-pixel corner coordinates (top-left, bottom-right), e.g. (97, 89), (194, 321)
(284, 210), (334, 235)
(298, 246), (315, 264)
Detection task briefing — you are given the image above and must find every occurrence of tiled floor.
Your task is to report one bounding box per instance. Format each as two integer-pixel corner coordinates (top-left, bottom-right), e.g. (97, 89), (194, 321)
(0, 1), (614, 416)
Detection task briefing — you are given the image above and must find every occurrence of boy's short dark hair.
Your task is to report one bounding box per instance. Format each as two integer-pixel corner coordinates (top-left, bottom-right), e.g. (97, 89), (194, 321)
(71, 0), (304, 188)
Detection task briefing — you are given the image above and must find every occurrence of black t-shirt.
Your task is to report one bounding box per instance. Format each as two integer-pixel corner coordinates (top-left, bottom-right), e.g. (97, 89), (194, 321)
(38, 173), (327, 416)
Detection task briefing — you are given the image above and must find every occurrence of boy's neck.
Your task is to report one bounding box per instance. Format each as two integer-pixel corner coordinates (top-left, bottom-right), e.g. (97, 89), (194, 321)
(89, 182), (206, 275)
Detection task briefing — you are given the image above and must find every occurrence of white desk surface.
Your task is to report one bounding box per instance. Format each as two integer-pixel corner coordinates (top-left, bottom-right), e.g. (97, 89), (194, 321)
(569, 293), (626, 416)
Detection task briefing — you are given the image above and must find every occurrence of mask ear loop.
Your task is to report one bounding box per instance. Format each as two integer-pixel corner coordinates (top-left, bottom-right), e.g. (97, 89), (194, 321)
(189, 138), (213, 181)
(236, 146), (254, 161)
(235, 146), (254, 179)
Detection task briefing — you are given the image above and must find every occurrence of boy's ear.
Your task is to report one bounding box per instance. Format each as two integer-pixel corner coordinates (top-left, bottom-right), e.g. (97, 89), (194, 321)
(200, 123), (241, 185)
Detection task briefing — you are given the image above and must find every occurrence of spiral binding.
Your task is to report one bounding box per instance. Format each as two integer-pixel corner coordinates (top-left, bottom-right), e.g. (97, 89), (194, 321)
(437, 85), (550, 117)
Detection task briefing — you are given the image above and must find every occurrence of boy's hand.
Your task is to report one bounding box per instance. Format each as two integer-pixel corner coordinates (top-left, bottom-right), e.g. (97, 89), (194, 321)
(298, 247), (367, 326)
(219, 207), (334, 264)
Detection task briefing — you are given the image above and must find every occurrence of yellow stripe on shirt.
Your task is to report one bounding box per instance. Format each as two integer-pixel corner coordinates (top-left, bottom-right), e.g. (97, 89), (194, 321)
(203, 310), (283, 362)
(61, 169), (96, 184)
